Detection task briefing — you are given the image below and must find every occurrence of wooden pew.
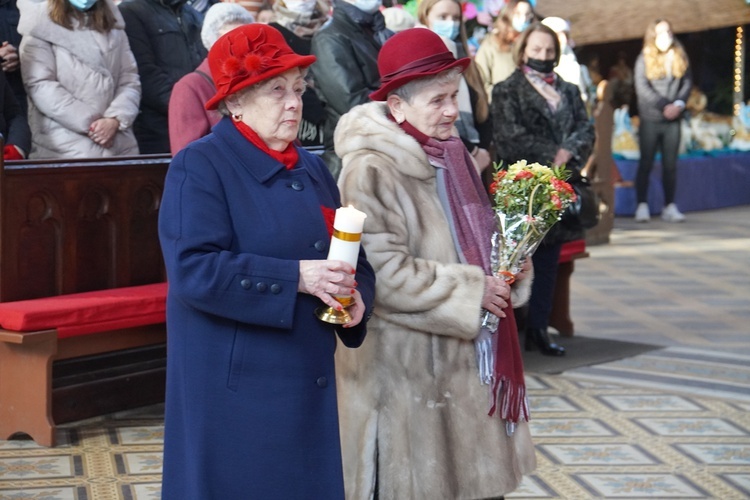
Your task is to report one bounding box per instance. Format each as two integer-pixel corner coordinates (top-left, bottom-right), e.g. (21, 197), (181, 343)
(0, 153), (171, 446)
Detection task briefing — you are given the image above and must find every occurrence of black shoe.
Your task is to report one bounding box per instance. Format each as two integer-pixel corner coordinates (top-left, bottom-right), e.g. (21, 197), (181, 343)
(525, 328), (566, 356)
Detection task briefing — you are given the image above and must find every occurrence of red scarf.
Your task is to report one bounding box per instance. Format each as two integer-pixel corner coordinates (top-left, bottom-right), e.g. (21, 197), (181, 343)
(398, 118), (529, 424)
(232, 119), (299, 170)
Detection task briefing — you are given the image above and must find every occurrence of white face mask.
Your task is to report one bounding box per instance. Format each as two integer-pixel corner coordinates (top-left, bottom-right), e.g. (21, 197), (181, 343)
(352, 0), (381, 14)
(284, 0), (316, 14)
(655, 34), (673, 52)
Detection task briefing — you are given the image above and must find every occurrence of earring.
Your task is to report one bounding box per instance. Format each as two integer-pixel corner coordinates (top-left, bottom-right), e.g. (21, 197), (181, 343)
(232, 113), (242, 122)
(395, 116), (404, 124)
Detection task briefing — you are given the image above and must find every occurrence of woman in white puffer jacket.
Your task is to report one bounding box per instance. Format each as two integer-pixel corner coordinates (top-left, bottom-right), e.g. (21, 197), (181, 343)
(18, 0), (140, 158)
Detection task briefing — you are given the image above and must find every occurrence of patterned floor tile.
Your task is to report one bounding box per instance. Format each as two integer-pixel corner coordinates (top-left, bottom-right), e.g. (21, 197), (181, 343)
(719, 474), (750, 496)
(633, 418), (748, 436)
(571, 473), (708, 498)
(595, 394), (706, 412)
(528, 418), (618, 437)
(114, 452), (163, 475)
(675, 444), (750, 465)
(114, 426), (164, 446)
(506, 475), (557, 498)
(122, 482), (162, 500)
(528, 396), (582, 413)
(0, 456), (83, 480)
(0, 486), (88, 499)
(538, 443), (659, 465)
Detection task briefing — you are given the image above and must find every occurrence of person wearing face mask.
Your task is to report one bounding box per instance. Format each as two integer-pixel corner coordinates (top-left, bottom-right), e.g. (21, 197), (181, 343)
(119, 0), (205, 154)
(310, 0), (393, 178)
(633, 18), (692, 223)
(269, 0), (329, 153)
(417, 0), (492, 175)
(541, 16), (593, 108)
(475, 0), (537, 102)
(492, 23), (594, 357)
(17, 0), (140, 158)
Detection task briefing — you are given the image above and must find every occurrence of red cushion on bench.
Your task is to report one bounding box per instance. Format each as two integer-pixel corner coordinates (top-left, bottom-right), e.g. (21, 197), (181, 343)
(0, 283), (167, 339)
(559, 239), (587, 263)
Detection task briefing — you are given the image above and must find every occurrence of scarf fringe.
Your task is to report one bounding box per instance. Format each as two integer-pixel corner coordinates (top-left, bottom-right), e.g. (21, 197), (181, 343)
(488, 376), (530, 425)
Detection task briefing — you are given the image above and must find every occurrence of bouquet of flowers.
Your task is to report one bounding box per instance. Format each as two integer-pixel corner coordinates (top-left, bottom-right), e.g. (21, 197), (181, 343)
(481, 160), (577, 330)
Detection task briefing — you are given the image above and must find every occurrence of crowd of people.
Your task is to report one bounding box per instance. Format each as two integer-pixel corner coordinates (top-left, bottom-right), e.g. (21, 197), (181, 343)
(0, 0), (695, 496)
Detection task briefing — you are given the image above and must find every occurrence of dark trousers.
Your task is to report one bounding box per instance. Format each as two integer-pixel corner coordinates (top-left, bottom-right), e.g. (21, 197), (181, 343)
(636, 119), (681, 205)
(527, 242), (562, 331)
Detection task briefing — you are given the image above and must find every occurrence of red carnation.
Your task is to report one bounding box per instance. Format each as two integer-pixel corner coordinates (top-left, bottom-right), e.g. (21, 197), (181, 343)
(514, 170), (533, 180)
(489, 181), (498, 195)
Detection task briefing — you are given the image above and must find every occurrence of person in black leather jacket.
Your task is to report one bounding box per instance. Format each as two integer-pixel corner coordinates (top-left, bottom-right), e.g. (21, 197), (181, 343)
(119, 0), (206, 154)
(310, 0), (392, 178)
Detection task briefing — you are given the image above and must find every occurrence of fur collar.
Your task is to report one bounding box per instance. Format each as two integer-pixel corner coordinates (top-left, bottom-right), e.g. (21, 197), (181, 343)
(18, 0), (125, 70)
(334, 101), (436, 181)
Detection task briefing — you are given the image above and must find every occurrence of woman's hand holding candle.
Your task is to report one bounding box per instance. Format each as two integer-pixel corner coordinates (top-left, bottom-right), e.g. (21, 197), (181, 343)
(310, 205), (367, 325)
(298, 260), (357, 307)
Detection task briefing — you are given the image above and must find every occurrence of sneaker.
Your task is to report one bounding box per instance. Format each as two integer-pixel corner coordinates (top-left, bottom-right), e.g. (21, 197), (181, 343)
(634, 202), (650, 222)
(661, 203), (685, 222)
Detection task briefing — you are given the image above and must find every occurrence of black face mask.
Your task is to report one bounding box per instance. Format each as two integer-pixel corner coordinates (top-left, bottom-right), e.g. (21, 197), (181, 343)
(525, 57), (556, 74)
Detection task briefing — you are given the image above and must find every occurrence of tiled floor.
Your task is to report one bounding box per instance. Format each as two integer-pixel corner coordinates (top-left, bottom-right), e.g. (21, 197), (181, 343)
(0, 205), (748, 499)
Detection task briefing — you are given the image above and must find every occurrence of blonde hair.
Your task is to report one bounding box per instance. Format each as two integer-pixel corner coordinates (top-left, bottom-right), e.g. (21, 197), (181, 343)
(642, 19), (689, 80)
(417, 0), (489, 123)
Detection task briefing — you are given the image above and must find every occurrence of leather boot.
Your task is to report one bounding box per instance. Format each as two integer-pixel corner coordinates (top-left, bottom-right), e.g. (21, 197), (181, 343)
(525, 328), (566, 356)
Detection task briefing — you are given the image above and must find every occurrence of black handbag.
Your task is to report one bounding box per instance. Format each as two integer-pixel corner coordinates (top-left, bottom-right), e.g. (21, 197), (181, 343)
(561, 176), (600, 230)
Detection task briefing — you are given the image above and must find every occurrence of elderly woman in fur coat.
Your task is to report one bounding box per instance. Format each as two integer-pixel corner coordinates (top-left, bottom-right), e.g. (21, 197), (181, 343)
(335, 28), (536, 500)
(18, 0), (140, 158)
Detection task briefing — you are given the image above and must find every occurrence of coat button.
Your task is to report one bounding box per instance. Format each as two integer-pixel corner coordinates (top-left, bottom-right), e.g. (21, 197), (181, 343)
(314, 240), (326, 252)
(256, 282), (267, 292)
(270, 283), (282, 294)
(240, 279), (251, 289)
(291, 180), (304, 191)
(316, 376), (328, 387)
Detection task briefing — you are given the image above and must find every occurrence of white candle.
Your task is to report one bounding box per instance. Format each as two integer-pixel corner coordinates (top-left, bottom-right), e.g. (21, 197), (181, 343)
(326, 206), (367, 268)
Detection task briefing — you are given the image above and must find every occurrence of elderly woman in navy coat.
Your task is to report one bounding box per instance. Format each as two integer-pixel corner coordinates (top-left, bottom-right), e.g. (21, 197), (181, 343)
(158, 24), (375, 499)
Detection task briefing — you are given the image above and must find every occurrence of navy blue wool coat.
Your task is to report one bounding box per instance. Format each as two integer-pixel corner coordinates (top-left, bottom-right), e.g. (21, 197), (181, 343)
(158, 117), (375, 499)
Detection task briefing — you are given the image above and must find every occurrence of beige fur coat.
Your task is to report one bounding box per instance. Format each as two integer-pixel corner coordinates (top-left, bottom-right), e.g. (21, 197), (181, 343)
(335, 101), (537, 500)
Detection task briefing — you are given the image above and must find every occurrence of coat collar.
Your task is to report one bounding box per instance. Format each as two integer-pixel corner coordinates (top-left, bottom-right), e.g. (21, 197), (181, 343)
(334, 102), (436, 181)
(212, 117), (325, 186)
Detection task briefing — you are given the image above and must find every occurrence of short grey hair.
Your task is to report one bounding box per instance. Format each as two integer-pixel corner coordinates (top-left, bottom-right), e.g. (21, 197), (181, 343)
(201, 3), (256, 50)
(389, 67), (463, 103)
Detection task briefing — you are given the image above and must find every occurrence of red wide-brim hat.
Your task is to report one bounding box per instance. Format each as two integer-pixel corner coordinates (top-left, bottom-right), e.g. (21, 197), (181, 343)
(205, 24), (317, 110)
(369, 27), (471, 102)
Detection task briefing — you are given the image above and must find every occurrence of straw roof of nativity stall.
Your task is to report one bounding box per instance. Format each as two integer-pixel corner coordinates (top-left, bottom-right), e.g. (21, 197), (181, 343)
(535, 0), (750, 45)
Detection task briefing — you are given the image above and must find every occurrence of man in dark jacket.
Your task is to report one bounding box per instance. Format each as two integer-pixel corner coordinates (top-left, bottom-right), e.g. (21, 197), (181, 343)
(310, 0), (392, 178)
(0, 67), (30, 159)
(0, 0), (27, 117)
(119, 0), (206, 154)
